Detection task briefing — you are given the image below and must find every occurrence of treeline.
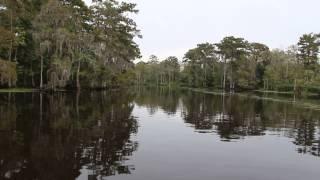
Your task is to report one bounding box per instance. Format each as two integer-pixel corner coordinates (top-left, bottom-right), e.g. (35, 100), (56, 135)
(1, 1), (320, 94)
(0, 0), (141, 90)
(135, 34), (320, 94)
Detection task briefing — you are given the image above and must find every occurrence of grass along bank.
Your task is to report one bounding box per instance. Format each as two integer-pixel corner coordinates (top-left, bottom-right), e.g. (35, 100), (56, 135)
(0, 88), (38, 93)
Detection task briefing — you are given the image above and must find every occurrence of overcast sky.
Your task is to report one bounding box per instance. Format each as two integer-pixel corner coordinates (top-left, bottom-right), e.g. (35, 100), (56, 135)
(85, 0), (320, 60)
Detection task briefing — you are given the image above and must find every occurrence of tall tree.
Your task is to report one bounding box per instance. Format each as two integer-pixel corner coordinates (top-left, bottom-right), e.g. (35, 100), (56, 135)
(183, 43), (217, 87)
(161, 56), (180, 85)
(249, 42), (270, 86)
(33, 0), (73, 89)
(216, 36), (249, 90)
(297, 33), (320, 68)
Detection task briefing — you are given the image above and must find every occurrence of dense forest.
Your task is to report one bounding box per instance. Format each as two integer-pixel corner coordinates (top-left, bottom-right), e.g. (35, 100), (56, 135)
(136, 34), (320, 95)
(1, 0), (320, 94)
(0, 0), (141, 90)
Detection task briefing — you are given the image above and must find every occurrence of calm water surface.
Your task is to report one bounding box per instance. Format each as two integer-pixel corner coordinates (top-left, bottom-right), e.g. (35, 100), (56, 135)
(0, 88), (319, 180)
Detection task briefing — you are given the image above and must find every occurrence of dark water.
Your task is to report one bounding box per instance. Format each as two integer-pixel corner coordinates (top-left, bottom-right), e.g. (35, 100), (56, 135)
(0, 88), (319, 180)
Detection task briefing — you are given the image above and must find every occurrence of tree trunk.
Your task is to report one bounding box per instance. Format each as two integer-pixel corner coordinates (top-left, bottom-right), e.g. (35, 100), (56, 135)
(8, 78), (12, 88)
(39, 92), (43, 136)
(14, 47), (18, 61)
(40, 55), (43, 89)
(76, 90), (80, 119)
(8, 10), (13, 61)
(294, 78), (297, 93)
(223, 57), (227, 91)
(30, 56), (35, 87)
(212, 63), (215, 88)
(76, 60), (81, 90)
(156, 75), (159, 86)
(204, 62), (207, 87)
(286, 62), (289, 79)
(229, 62), (233, 91)
(31, 71), (35, 87)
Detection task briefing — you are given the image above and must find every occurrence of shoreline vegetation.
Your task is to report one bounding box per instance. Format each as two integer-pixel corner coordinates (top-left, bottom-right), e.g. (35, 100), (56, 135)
(0, 88), (37, 93)
(182, 87), (320, 111)
(0, 0), (320, 98)
(2, 85), (320, 112)
(132, 33), (320, 97)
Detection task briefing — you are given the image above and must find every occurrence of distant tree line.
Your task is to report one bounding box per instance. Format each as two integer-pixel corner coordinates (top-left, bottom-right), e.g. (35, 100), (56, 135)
(1, 0), (319, 94)
(135, 34), (320, 94)
(0, 0), (141, 90)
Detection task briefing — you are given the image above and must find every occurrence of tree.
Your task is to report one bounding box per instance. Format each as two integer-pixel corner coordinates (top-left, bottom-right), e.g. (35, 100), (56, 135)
(134, 61), (147, 85)
(87, 0), (141, 88)
(263, 49), (303, 91)
(183, 43), (217, 87)
(0, 0), (143, 90)
(91, 0), (141, 65)
(216, 36), (249, 90)
(249, 42), (270, 86)
(297, 33), (320, 68)
(33, 0), (72, 89)
(161, 56), (180, 86)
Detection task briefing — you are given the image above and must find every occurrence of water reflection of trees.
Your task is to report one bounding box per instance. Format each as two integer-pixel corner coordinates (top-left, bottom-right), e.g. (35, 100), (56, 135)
(293, 119), (320, 157)
(0, 91), (138, 179)
(180, 91), (320, 156)
(180, 91), (267, 139)
(134, 87), (180, 115)
(133, 88), (320, 157)
(1, 88), (320, 178)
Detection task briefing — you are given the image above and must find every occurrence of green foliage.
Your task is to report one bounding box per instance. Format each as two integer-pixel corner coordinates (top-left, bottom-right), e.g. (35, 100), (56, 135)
(117, 69), (136, 86)
(134, 55), (180, 87)
(0, 0), (320, 94)
(182, 43), (218, 87)
(216, 36), (249, 60)
(297, 33), (320, 68)
(0, 0), (141, 90)
(138, 33), (320, 95)
(235, 56), (258, 89)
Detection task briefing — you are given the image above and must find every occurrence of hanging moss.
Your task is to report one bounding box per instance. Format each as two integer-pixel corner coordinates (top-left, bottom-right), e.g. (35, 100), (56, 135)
(0, 59), (17, 87)
(47, 56), (72, 89)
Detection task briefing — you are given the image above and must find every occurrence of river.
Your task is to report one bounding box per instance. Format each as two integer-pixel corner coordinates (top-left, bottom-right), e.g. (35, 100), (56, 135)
(0, 87), (319, 180)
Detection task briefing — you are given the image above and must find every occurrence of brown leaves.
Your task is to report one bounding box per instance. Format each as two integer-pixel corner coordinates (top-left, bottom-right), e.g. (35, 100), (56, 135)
(0, 59), (17, 85)
(0, 27), (14, 49)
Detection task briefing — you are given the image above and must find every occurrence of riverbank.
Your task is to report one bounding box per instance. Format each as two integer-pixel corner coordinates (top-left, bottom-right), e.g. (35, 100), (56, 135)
(253, 89), (320, 97)
(0, 88), (38, 93)
(184, 87), (320, 111)
(182, 86), (320, 97)
(0, 86), (128, 93)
